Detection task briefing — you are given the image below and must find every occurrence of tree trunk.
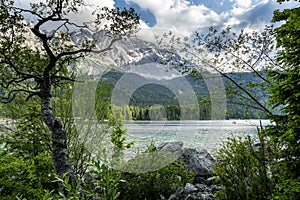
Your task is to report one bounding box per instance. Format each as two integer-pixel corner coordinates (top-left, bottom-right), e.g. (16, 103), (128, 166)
(40, 74), (76, 183)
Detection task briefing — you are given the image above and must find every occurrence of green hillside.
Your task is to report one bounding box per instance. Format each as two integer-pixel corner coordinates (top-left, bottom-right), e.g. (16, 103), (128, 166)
(96, 69), (267, 120)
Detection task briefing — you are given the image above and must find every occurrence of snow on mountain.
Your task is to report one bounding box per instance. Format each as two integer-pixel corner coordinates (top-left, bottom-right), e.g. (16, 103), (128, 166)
(70, 29), (185, 79)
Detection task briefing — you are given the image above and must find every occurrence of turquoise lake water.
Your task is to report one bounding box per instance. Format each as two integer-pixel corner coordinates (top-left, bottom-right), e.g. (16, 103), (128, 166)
(124, 119), (270, 153)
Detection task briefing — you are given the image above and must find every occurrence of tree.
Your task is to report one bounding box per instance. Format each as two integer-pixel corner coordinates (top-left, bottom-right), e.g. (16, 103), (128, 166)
(265, 1), (300, 198)
(0, 0), (139, 182)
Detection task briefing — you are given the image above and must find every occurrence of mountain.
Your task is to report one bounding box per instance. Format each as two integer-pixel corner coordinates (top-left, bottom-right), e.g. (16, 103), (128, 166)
(98, 69), (267, 119)
(71, 30), (269, 119)
(70, 29), (173, 68)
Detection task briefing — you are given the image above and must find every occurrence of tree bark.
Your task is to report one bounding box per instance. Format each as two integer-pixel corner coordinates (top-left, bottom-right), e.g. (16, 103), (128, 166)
(40, 72), (76, 183)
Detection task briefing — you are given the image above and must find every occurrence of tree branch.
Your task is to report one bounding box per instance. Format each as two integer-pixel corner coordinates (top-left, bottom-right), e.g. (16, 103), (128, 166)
(185, 49), (274, 116)
(56, 36), (121, 59)
(0, 56), (42, 82)
(218, 43), (271, 84)
(0, 89), (40, 104)
(228, 100), (266, 112)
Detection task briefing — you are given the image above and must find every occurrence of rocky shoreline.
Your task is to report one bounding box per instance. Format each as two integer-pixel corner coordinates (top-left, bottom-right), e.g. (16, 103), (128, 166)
(157, 141), (221, 200)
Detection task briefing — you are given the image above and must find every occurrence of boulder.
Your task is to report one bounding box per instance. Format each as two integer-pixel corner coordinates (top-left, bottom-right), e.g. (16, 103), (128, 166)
(184, 183), (198, 193)
(180, 148), (215, 177)
(157, 141), (184, 158)
(195, 183), (210, 192)
(157, 141), (217, 200)
(168, 194), (178, 200)
(157, 141), (215, 177)
(200, 193), (215, 200)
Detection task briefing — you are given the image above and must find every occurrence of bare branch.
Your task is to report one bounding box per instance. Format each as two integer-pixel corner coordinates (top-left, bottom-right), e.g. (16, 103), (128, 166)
(217, 43), (270, 83)
(226, 89), (258, 103)
(186, 49), (274, 115)
(31, 27), (56, 60)
(12, 7), (44, 19)
(51, 75), (76, 83)
(0, 56), (42, 82)
(228, 100), (266, 112)
(56, 36), (121, 59)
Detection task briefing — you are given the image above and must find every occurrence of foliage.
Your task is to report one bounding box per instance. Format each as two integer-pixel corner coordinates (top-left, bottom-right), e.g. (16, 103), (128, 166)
(268, 178), (300, 200)
(40, 157), (194, 200)
(106, 142), (194, 200)
(87, 161), (124, 200)
(0, 0), (140, 180)
(118, 161), (195, 200)
(0, 97), (55, 199)
(263, 1), (300, 198)
(1, 97), (52, 157)
(0, 152), (55, 200)
(213, 133), (273, 200)
(96, 81), (113, 121)
(99, 69), (266, 120)
(272, 1), (300, 67)
(52, 84), (94, 178)
(53, 82), (134, 178)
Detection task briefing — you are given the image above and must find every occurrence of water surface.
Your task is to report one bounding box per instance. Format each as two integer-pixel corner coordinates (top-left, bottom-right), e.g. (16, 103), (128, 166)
(124, 119), (270, 152)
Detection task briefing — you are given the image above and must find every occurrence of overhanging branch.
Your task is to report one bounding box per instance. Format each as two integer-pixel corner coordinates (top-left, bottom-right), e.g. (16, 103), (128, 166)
(56, 36), (121, 59)
(0, 89), (40, 104)
(185, 49), (274, 116)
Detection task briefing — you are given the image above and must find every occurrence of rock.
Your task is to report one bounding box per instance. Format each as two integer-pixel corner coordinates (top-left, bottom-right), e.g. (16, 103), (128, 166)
(210, 185), (223, 192)
(158, 141), (184, 158)
(157, 142), (217, 200)
(175, 187), (184, 195)
(184, 183), (198, 193)
(180, 148), (215, 177)
(168, 183), (216, 200)
(168, 194), (178, 200)
(200, 193), (215, 200)
(194, 176), (206, 184)
(156, 141), (215, 177)
(195, 184), (210, 192)
(205, 176), (216, 186)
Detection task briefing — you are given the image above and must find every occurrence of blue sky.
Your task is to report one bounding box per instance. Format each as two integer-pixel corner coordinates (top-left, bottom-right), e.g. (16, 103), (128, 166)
(111, 0), (299, 34)
(16, 0), (299, 35)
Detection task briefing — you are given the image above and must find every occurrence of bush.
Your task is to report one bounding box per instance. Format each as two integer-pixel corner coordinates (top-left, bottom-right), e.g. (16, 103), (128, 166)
(213, 134), (273, 200)
(0, 152), (56, 200)
(269, 178), (300, 200)
(118, 160), (195, 200)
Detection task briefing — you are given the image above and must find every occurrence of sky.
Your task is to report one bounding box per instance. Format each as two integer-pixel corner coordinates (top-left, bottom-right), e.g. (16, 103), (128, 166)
(15, 0), (299, 36)
(83, 0), (299, 35)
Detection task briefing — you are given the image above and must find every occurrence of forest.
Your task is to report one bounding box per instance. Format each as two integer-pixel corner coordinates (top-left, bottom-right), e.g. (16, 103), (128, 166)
(95, 70), (265, 120)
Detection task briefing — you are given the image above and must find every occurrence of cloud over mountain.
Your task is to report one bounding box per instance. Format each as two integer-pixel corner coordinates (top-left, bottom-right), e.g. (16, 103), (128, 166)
(15, 0), (300, 36)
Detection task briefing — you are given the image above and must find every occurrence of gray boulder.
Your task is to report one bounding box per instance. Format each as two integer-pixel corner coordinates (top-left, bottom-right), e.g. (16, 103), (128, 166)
(157, 141), (184, 158)
(184, 183), (198, 193)
(180, 148), (215, 177)
(157, 141), (215, 177)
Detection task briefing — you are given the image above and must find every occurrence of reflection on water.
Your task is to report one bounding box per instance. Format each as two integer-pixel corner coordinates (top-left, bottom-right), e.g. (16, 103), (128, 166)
(124, 120), (270, 152)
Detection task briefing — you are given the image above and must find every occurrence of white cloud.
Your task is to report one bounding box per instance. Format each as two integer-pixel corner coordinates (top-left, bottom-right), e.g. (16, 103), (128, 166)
(235, 0), (252, 9)
(231, 0), (252, 16)
(126, 0), (221, 35)
(14, 0), (116, 29)
(17, 0), (297, 37)
(224, 17), (241, 27)
(85, 0), (115, 8)
(16, 0), (115, 8)
(224, 0), (274, 29)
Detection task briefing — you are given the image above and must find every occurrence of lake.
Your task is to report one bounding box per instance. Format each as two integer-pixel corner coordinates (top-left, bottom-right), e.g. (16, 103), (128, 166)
(124, 119), (270, 153)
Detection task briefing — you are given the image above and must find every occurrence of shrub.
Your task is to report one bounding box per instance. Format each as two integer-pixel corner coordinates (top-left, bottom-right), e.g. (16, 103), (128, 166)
(213, 134), (273, 200)
(118, 160), (195, 200)
(0, 152), (56, 200)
